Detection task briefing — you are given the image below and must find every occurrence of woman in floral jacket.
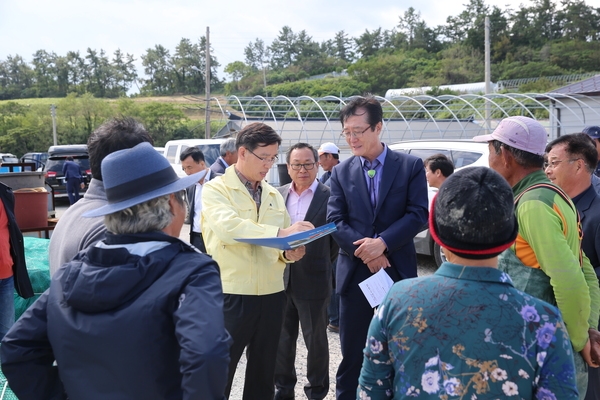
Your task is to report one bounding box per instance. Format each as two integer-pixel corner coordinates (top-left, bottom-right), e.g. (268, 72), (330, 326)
(358, 167), (578, 399)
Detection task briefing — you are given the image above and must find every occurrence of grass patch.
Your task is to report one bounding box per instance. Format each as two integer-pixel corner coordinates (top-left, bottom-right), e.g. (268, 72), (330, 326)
(0, 98), (63, 106)
(0, 95), (227, 105)
(0, 95), (230, 120)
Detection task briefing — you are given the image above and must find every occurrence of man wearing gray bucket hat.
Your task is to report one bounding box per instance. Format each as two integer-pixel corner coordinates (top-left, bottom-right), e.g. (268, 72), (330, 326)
(474, 116), (600, 398)
(1, 142), (232, 400)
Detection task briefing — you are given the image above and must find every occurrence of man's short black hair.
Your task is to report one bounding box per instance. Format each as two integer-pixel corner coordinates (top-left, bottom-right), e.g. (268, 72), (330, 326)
(424, 154), (454, 178)
(546, 133), (598, 174)
(180, 146), (205, 163)
(236, 123), (281, 151)
(339, 95), (383, 129)
(88, 117), (153, 181)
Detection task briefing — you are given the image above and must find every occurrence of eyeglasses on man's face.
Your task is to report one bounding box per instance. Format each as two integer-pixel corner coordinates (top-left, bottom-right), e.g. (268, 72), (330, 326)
(289, 162), (316, 171)
(246, 148), (278, 165)
(340, 125), (371, 139)
(544, 158), (581, 169)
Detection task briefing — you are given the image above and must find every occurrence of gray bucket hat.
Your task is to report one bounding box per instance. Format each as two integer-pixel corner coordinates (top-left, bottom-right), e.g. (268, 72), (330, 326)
(83, 142), (204, 217)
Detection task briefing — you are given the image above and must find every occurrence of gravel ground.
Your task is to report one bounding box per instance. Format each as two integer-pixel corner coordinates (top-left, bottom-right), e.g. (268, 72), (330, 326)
(228, 255), (437, 400)
(53, 204), (438, 399)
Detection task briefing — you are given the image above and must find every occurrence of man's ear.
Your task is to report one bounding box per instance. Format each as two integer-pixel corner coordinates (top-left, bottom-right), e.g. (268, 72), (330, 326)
(167, 193), (177, 215)
(500, 146), (514, 167)
(374, 121), (383, 134)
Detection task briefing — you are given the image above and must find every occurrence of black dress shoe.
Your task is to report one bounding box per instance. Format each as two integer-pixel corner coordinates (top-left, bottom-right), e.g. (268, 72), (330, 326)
(327, 323), (339, 333)
(273, 388), (294, 400)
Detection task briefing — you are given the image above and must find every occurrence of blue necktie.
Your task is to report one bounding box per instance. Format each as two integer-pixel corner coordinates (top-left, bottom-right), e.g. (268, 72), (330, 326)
(364, 160), (379, 209)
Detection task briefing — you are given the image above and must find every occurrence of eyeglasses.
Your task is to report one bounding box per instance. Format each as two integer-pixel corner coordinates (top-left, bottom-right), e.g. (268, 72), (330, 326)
(246, 148), (278, 165)
(544, 158), (581, 169)
(341, 125), (371, 139)
(290, 163), (316, 171)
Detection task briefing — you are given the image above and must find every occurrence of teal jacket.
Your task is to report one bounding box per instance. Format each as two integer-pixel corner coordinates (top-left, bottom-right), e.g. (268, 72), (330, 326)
(358, 263), (578, 399)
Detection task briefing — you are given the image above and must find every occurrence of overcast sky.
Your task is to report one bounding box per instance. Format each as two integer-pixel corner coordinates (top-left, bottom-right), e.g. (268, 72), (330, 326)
(1, 0), (527, 82)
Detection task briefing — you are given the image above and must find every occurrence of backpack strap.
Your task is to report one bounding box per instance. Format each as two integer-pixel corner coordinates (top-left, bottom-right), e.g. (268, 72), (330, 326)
(515, 183), (571, 209)
(514, 182), (584, 267)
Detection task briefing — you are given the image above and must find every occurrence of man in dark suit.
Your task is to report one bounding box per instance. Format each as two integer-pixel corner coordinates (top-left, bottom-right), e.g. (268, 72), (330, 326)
(62, 156), (82, 205)
(210, 137), (238, 175)
(274, 143), (339, 400)
(327, 96), (429, 400)
(318, 142), (342, 332)
(180, 146), (219, 252)
(545, 133), (600, 400)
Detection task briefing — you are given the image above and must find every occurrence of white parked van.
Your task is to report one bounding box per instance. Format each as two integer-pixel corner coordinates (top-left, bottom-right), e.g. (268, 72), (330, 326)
(163, 139), (226, 178)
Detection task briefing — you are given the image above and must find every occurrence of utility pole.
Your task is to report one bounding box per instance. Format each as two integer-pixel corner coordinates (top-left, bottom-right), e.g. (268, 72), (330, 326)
(261, 55), (267, 97)
(484, 16), (491, 132)
(50, 104), (57, 145)
(262, 63), (267, 95)
(205, 26), (211, 139)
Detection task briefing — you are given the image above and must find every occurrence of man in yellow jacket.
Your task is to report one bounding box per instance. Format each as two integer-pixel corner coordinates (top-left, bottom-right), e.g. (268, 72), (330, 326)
(202, 122), (313, 400)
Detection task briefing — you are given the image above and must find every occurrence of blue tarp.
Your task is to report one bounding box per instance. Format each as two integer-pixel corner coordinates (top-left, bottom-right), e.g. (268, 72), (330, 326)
(15, 236), (50, 319)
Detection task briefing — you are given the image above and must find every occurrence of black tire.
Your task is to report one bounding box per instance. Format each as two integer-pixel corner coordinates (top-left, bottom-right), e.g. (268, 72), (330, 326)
(432, 241), (445, 269)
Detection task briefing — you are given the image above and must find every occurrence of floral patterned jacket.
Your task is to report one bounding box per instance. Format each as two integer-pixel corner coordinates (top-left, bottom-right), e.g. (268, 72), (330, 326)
(358, 262), (578, 399)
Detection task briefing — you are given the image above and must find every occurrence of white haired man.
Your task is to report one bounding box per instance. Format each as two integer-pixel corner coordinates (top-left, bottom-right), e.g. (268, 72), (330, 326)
(210, 137), (238, 175)
(1, 142), (231, 399)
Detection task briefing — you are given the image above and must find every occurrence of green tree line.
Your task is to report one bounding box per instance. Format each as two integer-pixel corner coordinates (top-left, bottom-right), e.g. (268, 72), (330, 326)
(0, 0), (598, 101)
(0, 36), (221, 100)
(0, 95), (218, 157)
(228, 0), (599, 96)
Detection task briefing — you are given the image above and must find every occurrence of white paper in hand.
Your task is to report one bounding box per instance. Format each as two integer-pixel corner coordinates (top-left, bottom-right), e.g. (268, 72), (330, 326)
(358, 268), (394, 308)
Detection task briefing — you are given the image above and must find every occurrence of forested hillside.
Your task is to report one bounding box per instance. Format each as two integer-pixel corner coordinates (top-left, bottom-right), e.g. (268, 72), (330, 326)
(0, 0), (599, 157)
(1, 0), (598, 100)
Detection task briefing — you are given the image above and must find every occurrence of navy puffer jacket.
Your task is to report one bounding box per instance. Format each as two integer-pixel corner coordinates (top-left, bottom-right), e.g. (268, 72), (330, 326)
(1, 231), (231, 400)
